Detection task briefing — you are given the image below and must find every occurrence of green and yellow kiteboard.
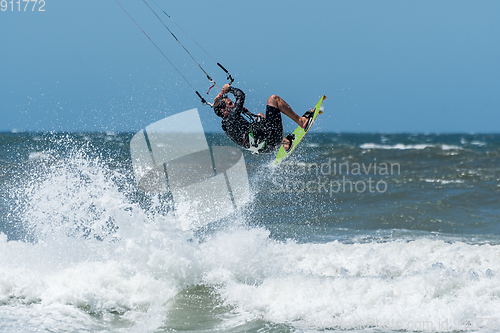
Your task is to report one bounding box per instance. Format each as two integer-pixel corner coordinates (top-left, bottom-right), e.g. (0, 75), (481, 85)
(273, 95), (326, 166)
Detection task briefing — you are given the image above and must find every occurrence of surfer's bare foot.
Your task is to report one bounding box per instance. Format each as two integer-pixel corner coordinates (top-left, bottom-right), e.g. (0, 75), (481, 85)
(301, 108), (315, 130)
(282, 134), (295, 152)
(282, 137), (291, 151)
(299, 116), (308, 129)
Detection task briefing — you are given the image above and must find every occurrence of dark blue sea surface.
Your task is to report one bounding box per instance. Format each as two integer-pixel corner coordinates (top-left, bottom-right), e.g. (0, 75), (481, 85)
(0, 132), (499, 332)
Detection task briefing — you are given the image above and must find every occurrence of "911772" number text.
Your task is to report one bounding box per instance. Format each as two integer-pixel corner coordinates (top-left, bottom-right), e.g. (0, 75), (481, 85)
(1, 0), (46, 11)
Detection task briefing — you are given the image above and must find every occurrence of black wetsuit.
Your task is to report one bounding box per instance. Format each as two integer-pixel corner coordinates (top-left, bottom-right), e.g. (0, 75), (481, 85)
(221, 87), (283, 154)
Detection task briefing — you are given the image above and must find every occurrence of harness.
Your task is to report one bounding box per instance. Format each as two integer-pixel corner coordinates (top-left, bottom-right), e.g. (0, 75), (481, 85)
(241, 112), (266, 154)
(244, 132), (266, 154)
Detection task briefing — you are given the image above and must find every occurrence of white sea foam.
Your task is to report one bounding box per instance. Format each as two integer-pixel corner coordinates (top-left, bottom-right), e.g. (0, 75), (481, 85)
(199, 231), (500, 331)
(471, 140), (487, 147)
(1, 150), (499, 332)
(360, 143), (462, 151)
(305, 142), (320, 148)
(424, 179), (465, 184)
(2, 228), (500, 332)
(28, 152), (53, 160)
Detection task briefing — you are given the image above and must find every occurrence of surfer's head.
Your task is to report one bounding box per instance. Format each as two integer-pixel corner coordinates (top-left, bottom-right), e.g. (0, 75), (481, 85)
(213, 98), (234, 118)
(213, 99), (226, 117)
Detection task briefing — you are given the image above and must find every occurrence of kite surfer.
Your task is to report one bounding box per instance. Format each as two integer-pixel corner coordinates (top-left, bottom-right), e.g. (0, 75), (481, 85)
(213, 84), (313, 154)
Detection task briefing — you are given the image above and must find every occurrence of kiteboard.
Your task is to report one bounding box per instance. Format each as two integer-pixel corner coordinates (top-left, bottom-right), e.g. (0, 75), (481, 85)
(273, 95), (326, 166)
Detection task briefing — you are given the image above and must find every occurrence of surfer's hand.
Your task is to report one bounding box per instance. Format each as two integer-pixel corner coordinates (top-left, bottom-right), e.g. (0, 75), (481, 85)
(222, 84), (230, 94)
(214, 91), (224, 104)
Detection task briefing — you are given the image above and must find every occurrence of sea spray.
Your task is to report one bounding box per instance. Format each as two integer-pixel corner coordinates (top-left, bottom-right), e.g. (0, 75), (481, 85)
(1, 137), (203, 331)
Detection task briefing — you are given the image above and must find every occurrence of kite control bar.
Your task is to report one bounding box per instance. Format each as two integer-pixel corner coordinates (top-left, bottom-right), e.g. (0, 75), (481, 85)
(217, 63), (234, 85)
(197, 63), (234, 106)
(205, 63), (233, 95)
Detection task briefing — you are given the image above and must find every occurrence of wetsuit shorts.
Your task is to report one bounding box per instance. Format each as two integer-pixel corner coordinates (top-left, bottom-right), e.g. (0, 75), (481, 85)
(255, 105), (284, 153)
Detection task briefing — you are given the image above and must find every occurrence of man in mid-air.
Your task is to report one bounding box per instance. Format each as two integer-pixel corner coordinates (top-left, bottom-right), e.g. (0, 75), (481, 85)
(213, 84), (313, 154)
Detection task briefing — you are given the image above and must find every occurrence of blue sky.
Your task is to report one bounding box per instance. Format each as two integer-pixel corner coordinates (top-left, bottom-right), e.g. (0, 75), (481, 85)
(1, 0), (499, 133)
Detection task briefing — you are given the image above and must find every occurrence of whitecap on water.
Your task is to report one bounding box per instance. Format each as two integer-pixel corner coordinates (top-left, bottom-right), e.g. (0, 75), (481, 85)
(360, 143), (462, 150)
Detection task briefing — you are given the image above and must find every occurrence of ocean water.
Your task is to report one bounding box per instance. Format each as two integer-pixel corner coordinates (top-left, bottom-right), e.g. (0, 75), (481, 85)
(0, 132), (499, 332)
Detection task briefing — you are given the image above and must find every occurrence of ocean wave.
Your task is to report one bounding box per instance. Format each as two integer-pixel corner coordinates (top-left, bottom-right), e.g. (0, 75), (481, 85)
(1, 227), (500, 332)
(1, 133), (499, 332)
(1, 147), (498, 333)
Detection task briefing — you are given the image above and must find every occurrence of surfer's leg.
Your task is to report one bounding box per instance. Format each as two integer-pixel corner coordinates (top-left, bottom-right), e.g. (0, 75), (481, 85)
(267, 95), (308, 129)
